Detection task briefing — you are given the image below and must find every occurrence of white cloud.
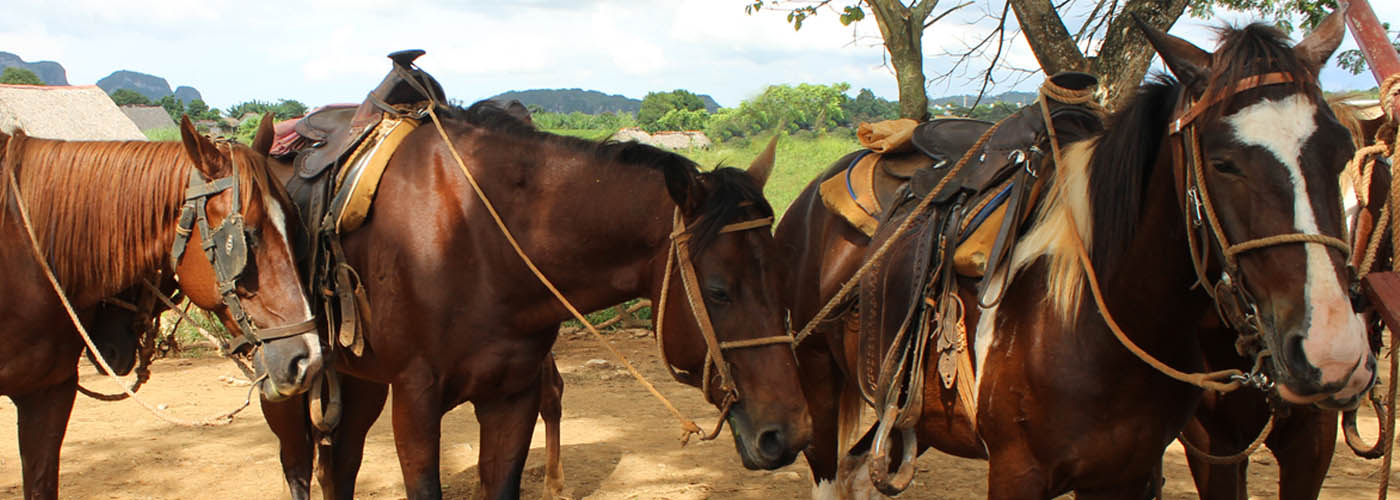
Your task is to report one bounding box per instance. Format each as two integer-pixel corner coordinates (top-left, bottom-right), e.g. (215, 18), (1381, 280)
(5, 0), (1395, 109)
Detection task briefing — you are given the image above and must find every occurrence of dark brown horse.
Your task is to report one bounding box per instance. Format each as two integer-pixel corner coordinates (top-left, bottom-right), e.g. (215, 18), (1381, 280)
(262, 100), (811, 500)
(0, 117), (321, 499)
(777, 15), (1371, 499)
(1179, 95), (1393, 500)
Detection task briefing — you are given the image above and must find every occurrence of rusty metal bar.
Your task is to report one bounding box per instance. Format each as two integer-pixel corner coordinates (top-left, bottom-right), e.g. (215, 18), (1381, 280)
(1342, 0), (1398, 118)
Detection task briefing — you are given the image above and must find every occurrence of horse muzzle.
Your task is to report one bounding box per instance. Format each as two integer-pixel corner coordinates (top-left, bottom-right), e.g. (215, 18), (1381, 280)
(254, 330), (324, 401)
(726, 403), (806, 470)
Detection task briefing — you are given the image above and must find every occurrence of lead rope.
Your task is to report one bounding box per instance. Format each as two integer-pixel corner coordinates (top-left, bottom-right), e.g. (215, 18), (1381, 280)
(1376, 73), (1400, 500)
(422, 104), (718, 444)
(5, 166), (260, 427)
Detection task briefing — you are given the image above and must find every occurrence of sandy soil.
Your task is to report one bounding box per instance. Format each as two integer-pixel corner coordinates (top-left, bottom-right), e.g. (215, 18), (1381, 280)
(0, 329), (1394, 499)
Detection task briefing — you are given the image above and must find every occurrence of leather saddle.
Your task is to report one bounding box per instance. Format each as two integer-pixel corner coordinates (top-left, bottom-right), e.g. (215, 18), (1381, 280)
(853, 72), (1106, 409)
(294, 49), (445, 181)
(281, 50), (447, 357)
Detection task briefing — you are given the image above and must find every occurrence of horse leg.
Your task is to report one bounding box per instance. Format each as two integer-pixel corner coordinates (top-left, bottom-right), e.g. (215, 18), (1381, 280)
(12, 376), (77, 500)
(320, 374), (389, 500)
(260, 393), (315, 500)
(390, 375), (446, 500)
(985, 448), (1051, 500)
(475, 377), (544, 500)
(539, 355), (566, 500)
(1181, 413), (1248, 500)
(1269, 406), (1337, 500)
(797, 336), (848, 499)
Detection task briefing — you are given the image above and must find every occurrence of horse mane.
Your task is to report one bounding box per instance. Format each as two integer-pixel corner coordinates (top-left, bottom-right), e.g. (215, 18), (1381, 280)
(0, 131), (274, 297)
(1018, 23), (1318, 324)
(441, 100), (773, 251)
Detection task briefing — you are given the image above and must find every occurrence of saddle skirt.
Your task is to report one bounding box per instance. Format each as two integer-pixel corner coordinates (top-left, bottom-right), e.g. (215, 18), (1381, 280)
(848, 72), (1106, 426)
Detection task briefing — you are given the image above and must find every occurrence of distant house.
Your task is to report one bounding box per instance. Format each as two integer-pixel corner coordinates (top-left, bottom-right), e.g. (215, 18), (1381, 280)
(614, 127), (712, 150)
(0, 84), (146, 141)
(120, 105), (177, 132)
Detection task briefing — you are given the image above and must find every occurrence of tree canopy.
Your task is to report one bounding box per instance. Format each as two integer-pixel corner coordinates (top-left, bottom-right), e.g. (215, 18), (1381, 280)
(638, 90), (708, 132)
(0, 67), (44, 86)
(109, 88), (151, 106)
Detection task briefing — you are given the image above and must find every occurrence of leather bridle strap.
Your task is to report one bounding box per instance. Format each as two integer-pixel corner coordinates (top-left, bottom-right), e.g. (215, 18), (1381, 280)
(1170, 73), (1297, 134)
(659, 208), (786, 405)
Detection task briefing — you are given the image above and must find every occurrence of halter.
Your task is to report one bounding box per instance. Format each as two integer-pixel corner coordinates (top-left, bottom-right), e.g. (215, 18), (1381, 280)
(654, 206), (789, 411)
(1170, 72), (1351, 374)
(169, 142), (315, 353)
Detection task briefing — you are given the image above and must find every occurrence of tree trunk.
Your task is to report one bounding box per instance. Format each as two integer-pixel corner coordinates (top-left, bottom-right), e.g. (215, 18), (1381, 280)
(1008, 0), (1188, 110)
(867, 0), (939, 121)
(1090, 0), (1189, 107)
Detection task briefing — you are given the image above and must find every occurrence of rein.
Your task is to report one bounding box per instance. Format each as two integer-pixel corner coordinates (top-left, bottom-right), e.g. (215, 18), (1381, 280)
(418, 98), (782, 443)
(655, 208), (787, 410)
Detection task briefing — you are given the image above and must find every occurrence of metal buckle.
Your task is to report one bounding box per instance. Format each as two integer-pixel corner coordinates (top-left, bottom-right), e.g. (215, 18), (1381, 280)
(1187, 187), (1203, 227)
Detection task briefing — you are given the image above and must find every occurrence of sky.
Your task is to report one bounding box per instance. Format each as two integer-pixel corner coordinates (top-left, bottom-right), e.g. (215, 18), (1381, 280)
(2, 0), (1396, 111)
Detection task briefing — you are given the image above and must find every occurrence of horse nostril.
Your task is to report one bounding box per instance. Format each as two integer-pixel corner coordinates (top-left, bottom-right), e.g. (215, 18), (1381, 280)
(757, 426), (785, 460)
(288, 354), (311, 384)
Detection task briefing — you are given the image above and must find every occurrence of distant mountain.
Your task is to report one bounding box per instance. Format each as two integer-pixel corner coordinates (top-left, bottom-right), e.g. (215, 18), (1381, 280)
(173, 86), (203, 104)
(97, 70), (202, 104)
(0, 52), (68, 85)
(930, 90), (1037, 108)
(490, 88), (721, 114)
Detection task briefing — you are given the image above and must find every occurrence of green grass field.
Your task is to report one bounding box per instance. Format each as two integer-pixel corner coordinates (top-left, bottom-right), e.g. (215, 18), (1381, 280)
(143, 127), (181, 141)
(545, 128), (861, 217)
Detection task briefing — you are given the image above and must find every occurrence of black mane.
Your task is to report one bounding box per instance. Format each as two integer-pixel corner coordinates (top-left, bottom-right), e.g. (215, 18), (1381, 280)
(442, 100), (771, 251)
(1085, 23), (1315, 277)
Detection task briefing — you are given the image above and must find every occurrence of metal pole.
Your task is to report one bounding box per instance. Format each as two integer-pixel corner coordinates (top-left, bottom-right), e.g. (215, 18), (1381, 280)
(1342, 0), (1399, 118)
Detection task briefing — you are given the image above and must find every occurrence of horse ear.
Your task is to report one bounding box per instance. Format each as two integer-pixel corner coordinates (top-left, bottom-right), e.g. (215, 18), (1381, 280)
(250, 112), (276, 156)
(747, 134), (779, 190)
(1294, 8), (1346, 74)
(179, 116), (226, 178)
(1133, 14), (1211, 87)
(663, 166), (703, 217)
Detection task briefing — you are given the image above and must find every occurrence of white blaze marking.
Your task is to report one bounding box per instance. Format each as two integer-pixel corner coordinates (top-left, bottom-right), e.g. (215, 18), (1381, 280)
(264, 193), (314, 320)
(1224, 95), (1362, 375)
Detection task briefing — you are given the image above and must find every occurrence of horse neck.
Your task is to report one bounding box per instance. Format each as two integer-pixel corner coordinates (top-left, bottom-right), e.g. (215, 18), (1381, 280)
(1083, 145), (1211, 359)
(508, 155), (679, 317)
(9, 139), (189, 308)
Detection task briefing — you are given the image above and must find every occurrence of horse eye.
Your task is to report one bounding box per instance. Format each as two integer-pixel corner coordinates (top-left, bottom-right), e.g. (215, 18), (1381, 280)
(706, 286), (733, 304)
(1211, 160), (1242, 175)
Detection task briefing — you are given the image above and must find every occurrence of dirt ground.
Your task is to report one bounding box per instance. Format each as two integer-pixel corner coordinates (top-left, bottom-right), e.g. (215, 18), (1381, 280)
(0, 329), (1395, 499)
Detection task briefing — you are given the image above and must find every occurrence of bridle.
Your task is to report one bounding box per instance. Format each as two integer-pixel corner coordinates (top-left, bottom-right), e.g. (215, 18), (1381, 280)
(654, 206), (790, 413)
(169, 142), (316, 354)
(1170, 71), (1352, 386)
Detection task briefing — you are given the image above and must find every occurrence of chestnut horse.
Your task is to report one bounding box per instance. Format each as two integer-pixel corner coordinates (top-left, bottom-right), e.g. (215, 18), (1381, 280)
(776, 15), (1371, 499)
(0, 117), (321, 499)
(1179, 97), (1393, 499)
(261, 100), (811, 499)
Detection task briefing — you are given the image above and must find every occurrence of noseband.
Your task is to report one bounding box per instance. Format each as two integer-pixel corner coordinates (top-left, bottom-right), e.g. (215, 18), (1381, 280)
(1171, 72), (1351, 380)
(169, 143), (315, 353)
(655, 206), (789, 409)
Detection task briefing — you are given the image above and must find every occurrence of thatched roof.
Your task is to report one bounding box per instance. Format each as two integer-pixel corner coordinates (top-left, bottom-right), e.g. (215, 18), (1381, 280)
(0, 84), (146, 141)
(120, 105), (177, 132)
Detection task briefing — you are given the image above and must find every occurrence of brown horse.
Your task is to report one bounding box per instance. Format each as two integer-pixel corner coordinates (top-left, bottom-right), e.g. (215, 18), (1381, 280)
(0, 117), (321, 499)
(261, 100), (811, 500)
(776, 14), (1371, 499)
(1179, 96), (1392, 499)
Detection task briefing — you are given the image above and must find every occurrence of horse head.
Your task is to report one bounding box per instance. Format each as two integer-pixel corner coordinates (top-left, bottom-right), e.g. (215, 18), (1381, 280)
(173, 115), (323, 401)
(1140, 11), (1375, 408)
(656, 136), (813, 469)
